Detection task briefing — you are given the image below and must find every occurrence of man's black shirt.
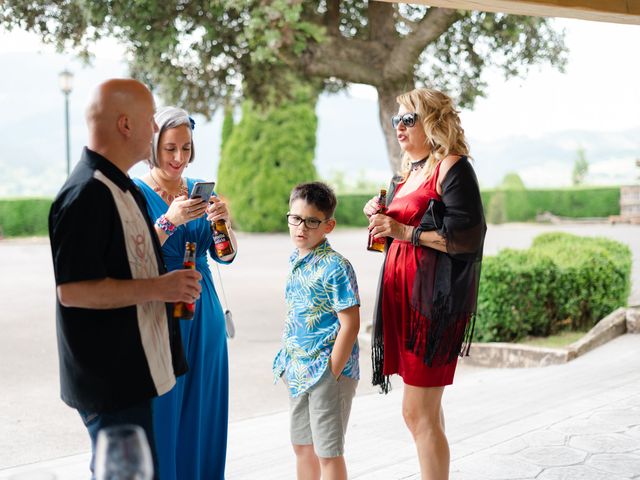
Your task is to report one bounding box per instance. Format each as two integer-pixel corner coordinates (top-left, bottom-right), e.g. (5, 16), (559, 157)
(49, 147), (186, 413)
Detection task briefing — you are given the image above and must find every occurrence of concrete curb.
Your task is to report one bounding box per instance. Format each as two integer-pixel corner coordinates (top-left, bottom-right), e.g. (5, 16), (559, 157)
(463, 307), (639, 368)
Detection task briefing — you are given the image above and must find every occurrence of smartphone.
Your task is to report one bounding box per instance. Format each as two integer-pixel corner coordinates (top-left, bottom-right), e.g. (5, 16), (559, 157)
(190, 181), (215, 201)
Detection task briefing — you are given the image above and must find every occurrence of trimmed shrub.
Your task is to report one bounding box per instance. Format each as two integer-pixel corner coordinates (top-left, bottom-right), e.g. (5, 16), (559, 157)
(476, 250), (557, 342)
(0, 198), (52, 237)
(531, 233), (631, 331)
(221, 107), (234, 150)
(476, 232), (631, 342)
(217, 94), (318, 232)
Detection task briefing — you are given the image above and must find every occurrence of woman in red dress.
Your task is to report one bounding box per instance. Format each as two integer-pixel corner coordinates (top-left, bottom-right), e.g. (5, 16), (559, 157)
(365, 88), (486, 480)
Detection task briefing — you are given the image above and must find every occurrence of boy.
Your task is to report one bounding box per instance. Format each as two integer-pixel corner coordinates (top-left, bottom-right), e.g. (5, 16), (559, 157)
(273, 182), (361, 480)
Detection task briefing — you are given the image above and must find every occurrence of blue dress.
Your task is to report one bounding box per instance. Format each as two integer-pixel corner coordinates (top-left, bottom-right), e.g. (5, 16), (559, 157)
(134, 177), (231, 480)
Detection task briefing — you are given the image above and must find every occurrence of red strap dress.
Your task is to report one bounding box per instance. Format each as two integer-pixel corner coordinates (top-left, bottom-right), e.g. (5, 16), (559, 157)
(381, 162), (458, 387)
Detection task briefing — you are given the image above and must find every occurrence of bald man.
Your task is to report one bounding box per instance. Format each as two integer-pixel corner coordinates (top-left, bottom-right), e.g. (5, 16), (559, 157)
(48, 79), (201, 478)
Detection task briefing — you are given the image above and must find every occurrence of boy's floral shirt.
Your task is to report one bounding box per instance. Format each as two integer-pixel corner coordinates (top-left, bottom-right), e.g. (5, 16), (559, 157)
(273, 239), (360, 398)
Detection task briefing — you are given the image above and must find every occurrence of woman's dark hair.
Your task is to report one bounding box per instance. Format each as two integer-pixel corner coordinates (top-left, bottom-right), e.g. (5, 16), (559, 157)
(289, 182), (337, 218)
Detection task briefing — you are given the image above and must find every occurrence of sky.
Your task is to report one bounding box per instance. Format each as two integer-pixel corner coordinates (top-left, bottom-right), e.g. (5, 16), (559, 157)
(0, 16), (639, 197)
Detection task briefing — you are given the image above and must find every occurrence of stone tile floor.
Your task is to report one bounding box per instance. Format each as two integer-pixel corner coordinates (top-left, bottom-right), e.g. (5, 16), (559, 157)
(2, 334), (639, 479)
(451, 396), (640, 479)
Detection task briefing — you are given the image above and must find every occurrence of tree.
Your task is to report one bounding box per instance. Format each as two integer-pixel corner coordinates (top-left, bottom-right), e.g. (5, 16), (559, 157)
(486, 191), (507, 225)
(220, 107), (234, 153)
(1, 1), (567, 172)
(500, 172), (526, 190)
(217, 90), (318, 232)
(572, 147), (589, 186)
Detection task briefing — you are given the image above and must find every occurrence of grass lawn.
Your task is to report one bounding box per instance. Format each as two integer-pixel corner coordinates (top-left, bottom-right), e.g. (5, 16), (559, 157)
(518, 331), (587, 348)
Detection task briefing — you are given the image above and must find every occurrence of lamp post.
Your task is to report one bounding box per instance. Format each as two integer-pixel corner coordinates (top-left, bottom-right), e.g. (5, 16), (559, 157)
(58, 69), (74, 178)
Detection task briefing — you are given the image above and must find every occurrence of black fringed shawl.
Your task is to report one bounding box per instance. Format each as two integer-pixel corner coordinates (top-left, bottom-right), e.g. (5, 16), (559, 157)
(371, 157), (486, 393)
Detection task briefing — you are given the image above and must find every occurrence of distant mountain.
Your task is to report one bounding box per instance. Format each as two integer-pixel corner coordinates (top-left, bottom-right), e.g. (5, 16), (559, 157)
(472, 128), (640, 188)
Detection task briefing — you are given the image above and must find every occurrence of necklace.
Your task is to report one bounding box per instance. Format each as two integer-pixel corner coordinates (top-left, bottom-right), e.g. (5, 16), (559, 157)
(410, 156), (429, 171)
(149, 170), (187, 204)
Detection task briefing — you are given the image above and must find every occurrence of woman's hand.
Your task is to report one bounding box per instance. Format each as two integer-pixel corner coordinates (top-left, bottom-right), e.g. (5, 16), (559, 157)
(363, 196), (380, 218)
(165, 195), (208, 227)
(368, 213), (412, 242)
(206, 196), (231, 224)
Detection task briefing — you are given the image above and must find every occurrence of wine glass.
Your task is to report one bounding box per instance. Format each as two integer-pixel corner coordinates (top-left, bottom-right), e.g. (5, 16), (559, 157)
(94, 424), (154, 480)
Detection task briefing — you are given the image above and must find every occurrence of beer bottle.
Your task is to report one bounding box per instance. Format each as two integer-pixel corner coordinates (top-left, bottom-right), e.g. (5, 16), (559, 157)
(211, 219), (235, 257)
(173, 242), (197, 320)
(367, 189), (387, 253)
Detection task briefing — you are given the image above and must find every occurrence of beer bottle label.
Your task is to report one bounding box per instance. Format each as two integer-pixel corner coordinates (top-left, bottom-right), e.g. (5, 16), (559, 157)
(213, 232), (227, 243)
(215, 240), (231, 251)
(213, 231), (231, 252)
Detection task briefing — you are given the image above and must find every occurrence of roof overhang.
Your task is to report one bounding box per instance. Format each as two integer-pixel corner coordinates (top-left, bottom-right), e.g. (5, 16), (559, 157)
(379, 0), (640, 25)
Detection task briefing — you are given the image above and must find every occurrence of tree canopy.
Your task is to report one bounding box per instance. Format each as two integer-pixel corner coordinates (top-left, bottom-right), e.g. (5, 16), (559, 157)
(1, 1), (567, 171)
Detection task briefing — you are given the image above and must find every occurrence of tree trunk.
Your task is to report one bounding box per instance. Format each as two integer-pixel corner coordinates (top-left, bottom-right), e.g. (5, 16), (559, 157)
(376, 81), (415, 174)
(305, 5), (457, 174)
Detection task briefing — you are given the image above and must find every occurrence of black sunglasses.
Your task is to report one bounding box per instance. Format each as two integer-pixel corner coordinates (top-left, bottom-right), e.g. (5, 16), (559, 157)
(391, 112), (418, 129)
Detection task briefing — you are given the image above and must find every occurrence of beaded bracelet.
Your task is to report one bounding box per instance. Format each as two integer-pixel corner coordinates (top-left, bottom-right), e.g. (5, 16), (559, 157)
(411, 226), (423, 247)
(155, 214), (177, 236)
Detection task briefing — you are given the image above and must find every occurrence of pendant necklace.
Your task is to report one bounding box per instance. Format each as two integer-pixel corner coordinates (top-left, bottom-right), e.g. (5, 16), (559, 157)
(150, 170), (187, 203)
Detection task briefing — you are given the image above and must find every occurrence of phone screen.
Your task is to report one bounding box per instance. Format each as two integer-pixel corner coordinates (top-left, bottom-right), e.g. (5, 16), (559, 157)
(190, 181), (215, 200)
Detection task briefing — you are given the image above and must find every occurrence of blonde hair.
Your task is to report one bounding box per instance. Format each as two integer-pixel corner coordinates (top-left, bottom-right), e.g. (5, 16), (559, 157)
(396, 88), (470, 180)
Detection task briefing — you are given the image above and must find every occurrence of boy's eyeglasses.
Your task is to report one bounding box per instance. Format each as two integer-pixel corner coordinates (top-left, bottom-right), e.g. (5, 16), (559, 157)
(286, 214), (329, 230)
(391, 112), (418, 129)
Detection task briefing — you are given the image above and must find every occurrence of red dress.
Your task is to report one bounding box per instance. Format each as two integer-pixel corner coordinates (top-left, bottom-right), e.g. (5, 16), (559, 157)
(382, 163), (458, 387)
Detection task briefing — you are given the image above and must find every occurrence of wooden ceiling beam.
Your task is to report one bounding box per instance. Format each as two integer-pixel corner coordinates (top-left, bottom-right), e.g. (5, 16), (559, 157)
(378, 0), (640, 25)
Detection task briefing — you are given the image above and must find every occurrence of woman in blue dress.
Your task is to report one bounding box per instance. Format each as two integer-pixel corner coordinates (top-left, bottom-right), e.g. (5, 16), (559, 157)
(134, 106), (237, 480)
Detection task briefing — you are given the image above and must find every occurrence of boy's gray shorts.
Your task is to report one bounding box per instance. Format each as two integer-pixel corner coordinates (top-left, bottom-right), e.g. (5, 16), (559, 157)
(289, 367), (358, 458)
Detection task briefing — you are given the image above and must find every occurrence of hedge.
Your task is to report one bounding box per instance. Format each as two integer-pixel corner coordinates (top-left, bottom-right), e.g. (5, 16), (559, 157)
(334, 194), (370, 228)
(0, 189), (624, 236)
(0, 198), (52, 237)
(475, 232), (631, 342)
(334, 187), (620, 227)
(481, 187), (620, 223)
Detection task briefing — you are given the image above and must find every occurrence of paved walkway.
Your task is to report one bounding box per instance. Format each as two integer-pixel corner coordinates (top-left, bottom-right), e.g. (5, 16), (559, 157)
(2, 333), (639, 479)
(1, 225), (638, 478)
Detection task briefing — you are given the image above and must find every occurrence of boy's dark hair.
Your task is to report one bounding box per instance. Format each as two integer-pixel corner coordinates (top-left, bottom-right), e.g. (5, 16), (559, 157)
(289, 182), (337, 218)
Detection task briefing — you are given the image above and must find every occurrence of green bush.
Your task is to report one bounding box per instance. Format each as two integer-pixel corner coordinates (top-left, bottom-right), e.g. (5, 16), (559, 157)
(476, 250), (557, 341)
(217, 94), (318, 232)
(531, 233), (631, 331)
(476, 232), (631, 342)
(483, 187), (619, 222)
(0, 198), (52, 237)
(221, 107), (234, 150)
